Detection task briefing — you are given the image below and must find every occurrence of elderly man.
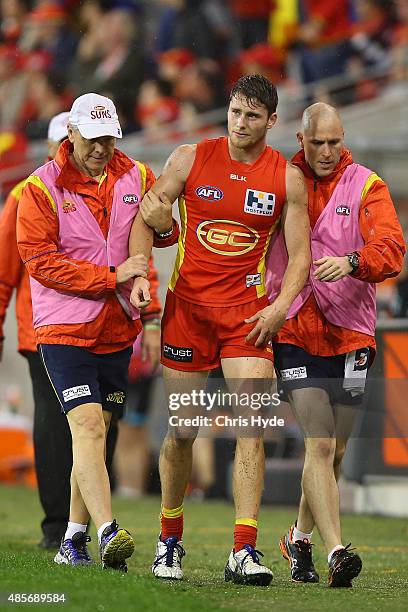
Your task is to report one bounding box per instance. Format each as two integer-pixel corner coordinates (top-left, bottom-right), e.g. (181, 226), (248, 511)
(267, 103), (406, 587)
(17, 93), (156, 571)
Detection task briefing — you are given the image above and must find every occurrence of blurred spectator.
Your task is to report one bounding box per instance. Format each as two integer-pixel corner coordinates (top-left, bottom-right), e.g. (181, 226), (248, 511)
(18, 69), (69, 139)
(154, 0), (229, 59)
(348, 0), (395, 101)
(295, 0), (353, 87)
(0, 0), (32, 45)
(136, 78), (179, 140)
(391, 0), (408, 81)
(0, 43), (26, 129)
(239, 42), (286, 83)
(229, 0), (272, 49)
(157, 46), (195, 89)
(19, 2), (78, 80)
(68, 8), (144, 127)
(174, 58), (226, 114)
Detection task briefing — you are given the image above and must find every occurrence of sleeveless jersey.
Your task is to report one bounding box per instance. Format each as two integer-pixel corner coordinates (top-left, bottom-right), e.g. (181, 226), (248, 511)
(169, 137), (287, 306)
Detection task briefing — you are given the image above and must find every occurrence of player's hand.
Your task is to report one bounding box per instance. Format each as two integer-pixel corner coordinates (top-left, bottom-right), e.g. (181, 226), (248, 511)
(313, 256), (352, 282)
(142, 327), (161, 369)
(245, 302), (288, 348)
(140, 191), (173, 233)
(130, 277), (151, 309)
(116, 255), (148, 284)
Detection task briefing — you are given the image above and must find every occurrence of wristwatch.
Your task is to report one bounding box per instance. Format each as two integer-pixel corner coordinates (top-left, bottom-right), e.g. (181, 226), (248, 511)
(346, 252), (360, 273)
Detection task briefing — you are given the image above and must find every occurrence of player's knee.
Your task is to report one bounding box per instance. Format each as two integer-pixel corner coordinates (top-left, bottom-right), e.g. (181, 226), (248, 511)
(71, 410), (105, 441)
(164, 435), (195, 454)
(306, 437), (336, 462)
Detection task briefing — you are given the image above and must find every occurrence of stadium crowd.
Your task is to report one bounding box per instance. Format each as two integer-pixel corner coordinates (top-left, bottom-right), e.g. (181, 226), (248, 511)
(0, 0), (407, 143)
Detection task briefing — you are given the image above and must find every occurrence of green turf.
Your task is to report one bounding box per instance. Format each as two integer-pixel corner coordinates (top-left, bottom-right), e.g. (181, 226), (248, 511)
(1, 486), (407, 612)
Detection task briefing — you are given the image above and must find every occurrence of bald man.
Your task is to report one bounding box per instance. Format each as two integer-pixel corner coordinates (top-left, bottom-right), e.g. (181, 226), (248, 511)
(267, 103), (406, 587)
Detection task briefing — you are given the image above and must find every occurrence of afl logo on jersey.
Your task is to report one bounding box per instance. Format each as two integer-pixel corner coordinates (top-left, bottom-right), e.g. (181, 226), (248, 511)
(123, 194), (139, 204)
(196, 220), (259, 256)
(196, 185), (224, 201)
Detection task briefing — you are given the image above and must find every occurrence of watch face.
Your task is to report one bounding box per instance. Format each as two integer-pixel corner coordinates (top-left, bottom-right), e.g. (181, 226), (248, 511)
(349, 254), (359, 270)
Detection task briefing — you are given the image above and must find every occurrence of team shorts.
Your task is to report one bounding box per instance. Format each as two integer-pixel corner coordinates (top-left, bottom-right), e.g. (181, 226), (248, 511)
(39, 344), (132, 415)
(161, 291), (274, 371)
(273, 343), (371, 406)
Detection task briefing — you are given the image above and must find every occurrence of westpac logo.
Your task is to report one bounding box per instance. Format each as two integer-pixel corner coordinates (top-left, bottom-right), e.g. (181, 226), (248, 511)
(196, 185), (224, 201)
(336, 205), (350, 216)
(163, 343), (193, 363)
(196, 219), (259, 256)
(123, 193), (139, 204)
(244, 189), (275, 216)
(90, 105), (112, 120)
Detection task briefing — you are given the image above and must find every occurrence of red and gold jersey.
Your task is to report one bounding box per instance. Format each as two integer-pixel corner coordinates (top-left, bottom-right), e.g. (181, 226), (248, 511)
(169, 137), (287, 306)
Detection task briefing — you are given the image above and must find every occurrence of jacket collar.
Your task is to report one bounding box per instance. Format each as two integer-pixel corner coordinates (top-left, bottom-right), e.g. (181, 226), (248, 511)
(54, 139), (134, 192)
(291, 148), (354, 183)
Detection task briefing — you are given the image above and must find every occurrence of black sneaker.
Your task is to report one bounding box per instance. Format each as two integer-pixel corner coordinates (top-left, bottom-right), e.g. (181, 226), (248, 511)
(279, 525), (319, 583)
(328, 544), (362, 588)
(38, 535), (62, 550)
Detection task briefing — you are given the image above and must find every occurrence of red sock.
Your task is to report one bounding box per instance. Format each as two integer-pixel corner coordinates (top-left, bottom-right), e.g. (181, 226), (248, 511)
(160, 506), (184, 542)
(234, 523), (258, 552)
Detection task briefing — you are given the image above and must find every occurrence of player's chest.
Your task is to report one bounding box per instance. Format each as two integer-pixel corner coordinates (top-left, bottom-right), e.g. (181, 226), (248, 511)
(184, 168), (283, 228)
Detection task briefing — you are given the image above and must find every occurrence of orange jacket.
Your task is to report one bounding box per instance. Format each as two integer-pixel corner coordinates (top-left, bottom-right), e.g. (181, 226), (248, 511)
(276, 149), (406, 356)
(16, 140), (167, 353)
(0, 181), (35, 353)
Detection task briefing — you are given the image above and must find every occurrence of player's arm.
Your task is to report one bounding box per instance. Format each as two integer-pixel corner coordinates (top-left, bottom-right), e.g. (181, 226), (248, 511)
(139, 144), (196, 233)
(246, 163), (310, 347)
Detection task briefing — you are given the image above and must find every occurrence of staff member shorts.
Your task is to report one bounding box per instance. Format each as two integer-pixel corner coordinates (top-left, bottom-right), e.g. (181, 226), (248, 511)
(273, 342), (371, 406)
(161, 291), (274, 371)
(39, 344), (132, 415)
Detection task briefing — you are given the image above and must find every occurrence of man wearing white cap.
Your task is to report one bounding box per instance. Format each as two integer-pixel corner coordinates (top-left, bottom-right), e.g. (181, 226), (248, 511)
(17, 93), (160, 571)
(0, 112), (72, 549)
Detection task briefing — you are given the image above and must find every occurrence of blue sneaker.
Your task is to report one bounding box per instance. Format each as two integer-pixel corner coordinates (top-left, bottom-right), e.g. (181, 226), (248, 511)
(100, 520), (134, 572)
(54, 532), (93, 566)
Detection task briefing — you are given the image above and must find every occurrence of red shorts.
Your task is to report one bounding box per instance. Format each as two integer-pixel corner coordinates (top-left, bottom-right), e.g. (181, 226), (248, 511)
(161, 291), (274, 371)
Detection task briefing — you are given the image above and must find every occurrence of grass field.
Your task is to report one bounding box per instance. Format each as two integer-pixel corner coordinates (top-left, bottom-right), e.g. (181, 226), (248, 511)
(1, 485), (407, 612)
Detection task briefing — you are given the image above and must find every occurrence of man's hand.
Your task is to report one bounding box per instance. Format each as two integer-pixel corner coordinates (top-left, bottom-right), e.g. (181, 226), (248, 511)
(140, 191), (173, 233)
(245, 302), (288, 348)
(130, 277), (151, 309)
(142, 327), (161, 369)
(116, 255), (148, 284)
(314, 256), (352, 282)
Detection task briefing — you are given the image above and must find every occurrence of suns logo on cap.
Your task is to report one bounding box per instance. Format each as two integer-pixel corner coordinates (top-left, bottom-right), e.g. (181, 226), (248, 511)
(90, 105), (112, 120)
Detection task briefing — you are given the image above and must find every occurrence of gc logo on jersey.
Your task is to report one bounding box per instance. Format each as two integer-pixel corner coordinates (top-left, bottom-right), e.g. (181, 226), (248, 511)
(196, 185), (224, 201)
(196, 219), (259, 256)
(244, 189), (275, 216)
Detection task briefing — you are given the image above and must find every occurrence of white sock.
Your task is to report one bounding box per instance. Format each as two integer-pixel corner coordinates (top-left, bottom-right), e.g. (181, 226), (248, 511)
(328, 545), (344, 563)
(64, 522), (87, 541)
(293, 525), (313, 542)
(98, 521), (113, 543)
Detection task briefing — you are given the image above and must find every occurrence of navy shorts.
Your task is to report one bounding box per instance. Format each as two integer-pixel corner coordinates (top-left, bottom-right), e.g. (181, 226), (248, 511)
(39, 344), (132, 415)
(273, 343), (371, 406)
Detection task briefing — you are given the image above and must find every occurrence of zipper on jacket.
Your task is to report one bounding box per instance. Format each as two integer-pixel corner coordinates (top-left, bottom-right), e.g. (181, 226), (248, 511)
(313, 178), (317, 192)
(103, 207), (107, 217)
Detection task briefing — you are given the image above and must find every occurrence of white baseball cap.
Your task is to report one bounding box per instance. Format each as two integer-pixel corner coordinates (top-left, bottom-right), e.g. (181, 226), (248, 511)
(68, 92), (122, 139)
(47, 111), (70, 143)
